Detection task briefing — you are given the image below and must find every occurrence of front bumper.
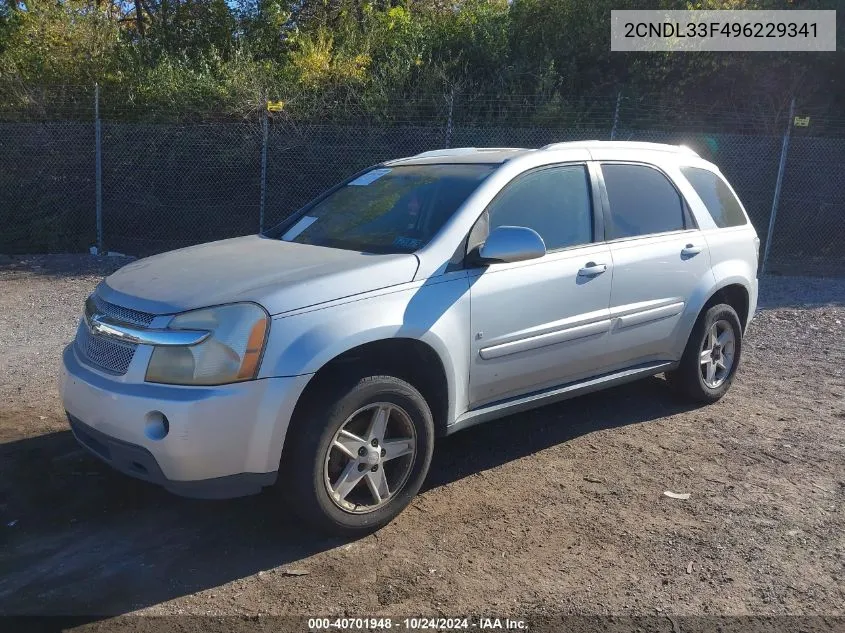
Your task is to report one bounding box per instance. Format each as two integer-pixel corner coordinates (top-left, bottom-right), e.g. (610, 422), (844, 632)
(61, 344), (312, 498)
(67, 413), (275, 498)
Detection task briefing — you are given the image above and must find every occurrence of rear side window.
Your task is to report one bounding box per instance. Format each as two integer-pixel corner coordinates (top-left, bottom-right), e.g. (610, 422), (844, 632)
(601, 164), (685, 239)
(681, 167), (748, 228)
(486, 164), (593, 251)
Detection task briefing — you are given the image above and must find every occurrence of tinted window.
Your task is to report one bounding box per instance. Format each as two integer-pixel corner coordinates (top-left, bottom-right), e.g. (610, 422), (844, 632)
(602, 164), (685, 239)
(269, 164), (495, 254)
(486, 165), (592, 251)
(681, 167), (747, 228)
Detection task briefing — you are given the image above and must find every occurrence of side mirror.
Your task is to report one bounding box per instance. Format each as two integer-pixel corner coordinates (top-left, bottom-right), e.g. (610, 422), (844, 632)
(472, 226), (546, 265)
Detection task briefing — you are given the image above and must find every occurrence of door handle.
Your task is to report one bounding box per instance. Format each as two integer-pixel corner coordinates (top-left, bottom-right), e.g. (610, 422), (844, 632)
(681, 244), (703, 257)
(578, 262), (608, 277)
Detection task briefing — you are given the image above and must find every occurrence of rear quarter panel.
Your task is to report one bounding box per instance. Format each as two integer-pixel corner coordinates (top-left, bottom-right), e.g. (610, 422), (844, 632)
(670, 159), (759, 330)
(667, 159), (759, 332)
(702, 225), (760, 328)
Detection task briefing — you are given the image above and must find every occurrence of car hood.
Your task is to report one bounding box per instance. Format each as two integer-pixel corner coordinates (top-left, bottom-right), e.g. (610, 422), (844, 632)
(97, 235), (420, 316)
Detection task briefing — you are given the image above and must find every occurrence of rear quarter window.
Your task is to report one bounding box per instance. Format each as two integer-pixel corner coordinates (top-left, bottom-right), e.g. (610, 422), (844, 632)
(681, 167), (748, 228)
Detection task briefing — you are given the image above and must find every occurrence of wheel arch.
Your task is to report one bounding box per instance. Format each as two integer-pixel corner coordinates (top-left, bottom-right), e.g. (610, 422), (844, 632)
(672, 272), (753, 365)
(707, 255), (757, 331)
(701, 280), (751, 331)
(290, 336), (454, 439)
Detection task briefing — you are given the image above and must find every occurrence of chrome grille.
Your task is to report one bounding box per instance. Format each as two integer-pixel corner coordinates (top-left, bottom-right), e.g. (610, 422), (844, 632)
(90, 294), (155, 327)
(75, 321), (137, 375)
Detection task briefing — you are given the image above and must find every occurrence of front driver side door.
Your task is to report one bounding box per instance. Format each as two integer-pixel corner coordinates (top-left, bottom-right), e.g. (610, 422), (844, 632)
(467, 163), (614, 408)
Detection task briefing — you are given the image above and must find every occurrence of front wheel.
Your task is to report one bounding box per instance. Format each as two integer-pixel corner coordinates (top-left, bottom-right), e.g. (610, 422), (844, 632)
(284, 375), (435, 535)
(665, 303), (743, 403)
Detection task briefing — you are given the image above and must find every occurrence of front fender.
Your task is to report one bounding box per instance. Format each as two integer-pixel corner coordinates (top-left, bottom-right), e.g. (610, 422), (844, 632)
(258, 275), (472, 425)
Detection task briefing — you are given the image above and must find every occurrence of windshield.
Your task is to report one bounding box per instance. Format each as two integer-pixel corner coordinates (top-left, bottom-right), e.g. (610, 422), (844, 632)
(269, 164), (496, 254)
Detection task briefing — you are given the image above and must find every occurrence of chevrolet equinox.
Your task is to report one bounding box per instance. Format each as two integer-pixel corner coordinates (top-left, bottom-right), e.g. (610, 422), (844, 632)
(61, 141), (759, 534)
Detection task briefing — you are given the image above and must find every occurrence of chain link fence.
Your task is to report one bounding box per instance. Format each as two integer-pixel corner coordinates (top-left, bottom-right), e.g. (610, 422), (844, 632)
(766, 136), (845, 277)
(264, 123), (448, 232)
(102, 122), (263, 255)
(0, 121), (96, 253)
(0, 87), (843, 276)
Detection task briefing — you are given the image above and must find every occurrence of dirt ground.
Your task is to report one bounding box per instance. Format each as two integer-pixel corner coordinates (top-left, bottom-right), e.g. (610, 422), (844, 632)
(0, 255), (843, 624)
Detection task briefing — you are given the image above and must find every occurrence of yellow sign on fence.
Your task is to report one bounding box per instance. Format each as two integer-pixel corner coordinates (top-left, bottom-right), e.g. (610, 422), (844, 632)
(266, 100), (285, 112)
(793, 116), (810, 127)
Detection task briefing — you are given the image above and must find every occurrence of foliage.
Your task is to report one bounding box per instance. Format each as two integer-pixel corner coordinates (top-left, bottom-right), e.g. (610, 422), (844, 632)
(0, 0), (842, 122)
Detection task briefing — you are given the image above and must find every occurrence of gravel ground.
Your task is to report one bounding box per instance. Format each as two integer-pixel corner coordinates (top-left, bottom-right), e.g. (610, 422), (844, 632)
(0, 254), (843, 622)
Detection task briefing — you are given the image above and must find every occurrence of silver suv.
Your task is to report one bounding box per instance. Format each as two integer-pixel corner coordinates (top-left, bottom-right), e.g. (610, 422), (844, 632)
(61, 141), (759, 534)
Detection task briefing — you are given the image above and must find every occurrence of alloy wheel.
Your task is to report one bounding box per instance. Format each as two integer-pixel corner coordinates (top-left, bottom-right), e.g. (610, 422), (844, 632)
(323, 403), (417, 513)
(700, 319), (736, 389)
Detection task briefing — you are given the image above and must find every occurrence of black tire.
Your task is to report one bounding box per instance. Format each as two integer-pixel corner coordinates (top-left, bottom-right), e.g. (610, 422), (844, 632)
(665, 303), (743, 404)
(283, 374), (435, 536)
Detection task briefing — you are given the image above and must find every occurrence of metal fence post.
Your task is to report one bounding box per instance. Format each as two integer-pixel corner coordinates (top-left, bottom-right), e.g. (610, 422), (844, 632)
(94, 83), (103, 253)
(610, 91), (622, 140)
(259, 103), (268, 233)
(761, 96), (796, 275)
(445, 88), (454, 149)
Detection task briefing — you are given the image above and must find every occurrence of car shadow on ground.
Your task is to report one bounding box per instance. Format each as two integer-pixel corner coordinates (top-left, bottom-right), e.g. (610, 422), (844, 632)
(0, 376), (700, 617)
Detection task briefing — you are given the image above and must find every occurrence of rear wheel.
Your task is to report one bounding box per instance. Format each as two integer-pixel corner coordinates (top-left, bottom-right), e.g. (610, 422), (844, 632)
(665, 303), (743, 403)
(284, 374), (434, 535)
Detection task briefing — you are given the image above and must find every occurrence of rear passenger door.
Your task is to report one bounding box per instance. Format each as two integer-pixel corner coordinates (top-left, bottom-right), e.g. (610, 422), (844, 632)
(597, 162), (713, 368)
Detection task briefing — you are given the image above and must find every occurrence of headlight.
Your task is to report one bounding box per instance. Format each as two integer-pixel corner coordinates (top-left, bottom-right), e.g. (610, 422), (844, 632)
(145, 303), (269, 385)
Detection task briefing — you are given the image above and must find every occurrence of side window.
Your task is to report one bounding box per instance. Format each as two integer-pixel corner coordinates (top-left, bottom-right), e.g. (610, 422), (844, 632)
(681, 166), (748, 228)
(601, 164), (686, 239)
(486, 165), (593, 251)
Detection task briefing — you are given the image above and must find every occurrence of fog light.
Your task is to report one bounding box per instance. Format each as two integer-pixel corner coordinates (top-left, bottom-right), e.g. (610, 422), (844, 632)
(144, 411), (169, 440)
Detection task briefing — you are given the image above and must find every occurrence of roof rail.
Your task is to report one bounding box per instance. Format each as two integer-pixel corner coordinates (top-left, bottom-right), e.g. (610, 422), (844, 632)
(541, 140), (699, 157)
(408, 147), (525, 159)
(541, 140), (601, 150)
